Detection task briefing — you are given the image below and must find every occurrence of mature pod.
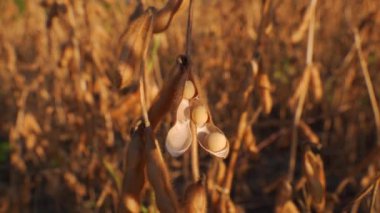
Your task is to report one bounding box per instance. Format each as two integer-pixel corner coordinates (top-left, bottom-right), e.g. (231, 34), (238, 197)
(153, 0), (184, 33)
(303, 150), (326, 212)
(275, 180), (299, 213)
(148, 55), (190, 130)
(117, 9), (154, 89)
(183, 180), (207, 213)
(310, 65), (323, 102)
(197, 123), (229, 159)
(291, 6), (312, 44)
(258, 73), (273, 114)
(299, 121), (320, 146)
(120, 124), (146, 212)
(144, 127), (179, 213)
(243, 127), (258, 155)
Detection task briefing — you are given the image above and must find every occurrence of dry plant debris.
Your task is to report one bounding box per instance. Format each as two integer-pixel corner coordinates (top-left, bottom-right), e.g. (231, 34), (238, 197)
(1, 0), (380, 212)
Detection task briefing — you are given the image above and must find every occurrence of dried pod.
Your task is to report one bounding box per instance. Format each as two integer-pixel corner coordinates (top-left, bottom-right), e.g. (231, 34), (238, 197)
(303, 150), (326, 212)
(275, 180), (298, 213)
(291, 8), (312, 43)
(144, 127), (179, 213)
(153, 0), (184, 33)
(198, 124), (229, 159)
(183, 80), (196, 100)
(120, 124), (146, 212)
(183, 180), (207, 213)
(118, 9), (154, 89)
(281, 201), (300, 213)
(165, 121), (192, 157)
(310, 65), (323, 102)
(258, 73), (273, 114)
(299, 121), (320, 146)
(243, 127), (258, 155)
(148, 55), (190, 130)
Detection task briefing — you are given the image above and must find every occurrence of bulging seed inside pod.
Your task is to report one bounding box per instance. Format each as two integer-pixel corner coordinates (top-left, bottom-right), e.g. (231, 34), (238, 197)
(183, 80), (196, 100)
(204, 132), (227, 152)
(191, 105), (208, 127)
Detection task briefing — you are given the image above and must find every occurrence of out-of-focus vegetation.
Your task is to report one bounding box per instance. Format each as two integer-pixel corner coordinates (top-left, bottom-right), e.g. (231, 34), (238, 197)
(1, 0), (380, 212)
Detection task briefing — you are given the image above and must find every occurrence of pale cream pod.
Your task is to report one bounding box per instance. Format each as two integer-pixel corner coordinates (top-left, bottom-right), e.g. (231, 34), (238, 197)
(165, 121), (192, 157)
(197, 124), (230, 159)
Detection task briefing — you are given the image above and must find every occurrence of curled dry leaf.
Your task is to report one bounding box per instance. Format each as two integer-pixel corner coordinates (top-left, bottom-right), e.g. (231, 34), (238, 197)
(303, 150), (326, 212)
(258, 73), (273, 114)
(183, 180), (207, 213)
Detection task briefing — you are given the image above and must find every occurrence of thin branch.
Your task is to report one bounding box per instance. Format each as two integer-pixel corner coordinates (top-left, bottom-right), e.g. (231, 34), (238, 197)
(185, 0), (193, 59)
(370, 178), (379, 213)
(190, 122), (200, 181)
(354, 29), (380, 146)
(288, 0), (317, 182)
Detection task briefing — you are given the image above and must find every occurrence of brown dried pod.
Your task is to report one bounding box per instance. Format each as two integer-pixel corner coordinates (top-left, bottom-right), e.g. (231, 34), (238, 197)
(303, 150), (326, 212)
(153, 0), (184, 33)
(275, 180), (299, 213)
(120, 124), (146, 212)
(148, 55), (190, 130)
(183, 180), (207, 213)
(291, 8), (312, 44)
(280, 201), (300, 213)
(288, 66), (312, 109)
(258, 73), (273, 114)
(117, 9), (154, 89)
(299, 121), (320, 146)
(310, 65), (323, 102)
(144, 127), (179, 213)
(243, 127), (259, 155)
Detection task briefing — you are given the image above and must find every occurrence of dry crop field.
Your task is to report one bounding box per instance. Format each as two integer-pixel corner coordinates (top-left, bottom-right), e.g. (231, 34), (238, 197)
(1, 0), (380, 212)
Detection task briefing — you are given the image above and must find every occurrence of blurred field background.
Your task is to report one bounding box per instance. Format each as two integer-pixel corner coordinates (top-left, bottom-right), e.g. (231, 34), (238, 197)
(1, 0), (380, 212)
